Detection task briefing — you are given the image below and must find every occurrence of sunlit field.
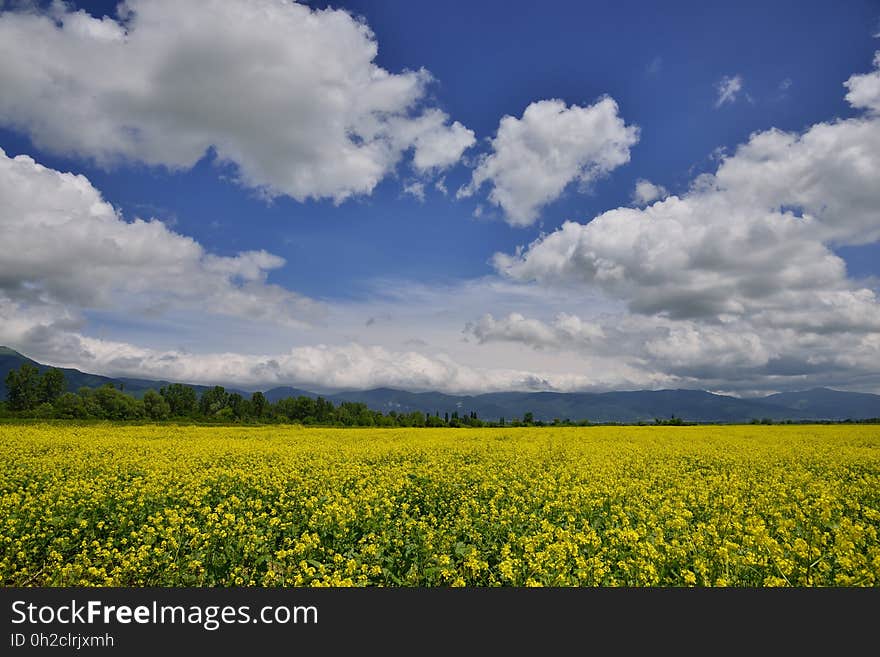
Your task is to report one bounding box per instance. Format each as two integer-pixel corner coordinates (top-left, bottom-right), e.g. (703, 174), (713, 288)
(2, 424), (878, 587)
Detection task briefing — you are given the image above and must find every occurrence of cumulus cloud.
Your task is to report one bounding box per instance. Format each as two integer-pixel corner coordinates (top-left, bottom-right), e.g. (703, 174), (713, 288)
(485, 54), (880, 392)
(0, 148), (322, 325)
(632, 179), (668, 205)
(0, 0), (473, 202)
(396, 110), (476, 172)
(496, 55), (880, 322)
(844, 51), (880, 113)
(715, 74), (743, 107)
(457, 97), (639, 226)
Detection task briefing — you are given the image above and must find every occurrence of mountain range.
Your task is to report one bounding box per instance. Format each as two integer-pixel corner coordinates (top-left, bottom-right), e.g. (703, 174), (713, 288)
(0, 346), (247, 400)
(2, 346), (879, 423)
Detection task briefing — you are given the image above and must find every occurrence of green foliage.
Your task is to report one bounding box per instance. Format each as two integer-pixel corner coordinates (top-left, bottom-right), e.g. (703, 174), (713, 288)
(5, 363), (41, 411)
(143, 389), (171, 420)
(250, 391), (268, 417)
(53, 392), (85, 419)
(4, 364), (67, 412)
(38, 368), (66, 404)
(226, 393), (245, 419)
(33, 402), (55, 419)
(655, 415), (686, 426)
(92, 385), (145, 420)
(199, 386), (229, 416)
(215, 407), (235, 421)
(159, 383), (198, 417)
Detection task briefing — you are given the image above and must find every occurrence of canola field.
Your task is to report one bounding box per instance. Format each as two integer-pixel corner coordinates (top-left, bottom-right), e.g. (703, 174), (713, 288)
(1, 423), (878, 587)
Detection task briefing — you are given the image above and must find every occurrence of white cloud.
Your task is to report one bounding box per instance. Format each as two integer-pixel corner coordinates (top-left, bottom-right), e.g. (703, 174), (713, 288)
(0, 303), (615, 393)
(3, 38), (880, 395)
(393, 110), (476, 172)
(0, 0), (473, 202)
(466, 311), (771, 372)
(403, 181), (425, 202)
(715, 74), (743, 107)
(844, 51), (880, 113)
(0, 153), (664, 396)
(463, 307), (880, 393)
(0, 147), (322, 326)
(467, 312), (604, 349)
(632, 179), (668, 205)
(0, 141), (657, 394)
(457, 97), (639, 226)
(496, 55), (880, 322)
(485, 54), (880, 391)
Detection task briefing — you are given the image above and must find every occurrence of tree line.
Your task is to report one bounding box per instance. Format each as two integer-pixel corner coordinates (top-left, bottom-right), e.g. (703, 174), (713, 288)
(1, 363), (571, 427)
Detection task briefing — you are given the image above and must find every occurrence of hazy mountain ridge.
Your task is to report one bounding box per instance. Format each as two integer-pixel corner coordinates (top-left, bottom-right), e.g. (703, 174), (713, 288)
(2, 347), (879, 422)
(0, 347), (247, 400)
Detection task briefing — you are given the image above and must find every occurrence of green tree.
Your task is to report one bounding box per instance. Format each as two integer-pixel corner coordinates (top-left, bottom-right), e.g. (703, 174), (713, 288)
(251, 391), (268, 418)
(426, 413), (446, 427)
(199, 386), (229, 416)
(314, 397), (334, 423)
(159, 383), (198, 417)
(95, 384), (144, 420)
(404, 410), (426, 427)
(215, 407), (235, 421)
(77, 388), (103, 418)
(38, 368), (66, 404)
(523, 411), (534, 425)
(143, 389), (171, 420)
(53, 392), (85, 419)
(227, 393), (245, 419)
(33, 402), (55, 419)
(5, 363), (40, 411)
(241, 398), (256, 420)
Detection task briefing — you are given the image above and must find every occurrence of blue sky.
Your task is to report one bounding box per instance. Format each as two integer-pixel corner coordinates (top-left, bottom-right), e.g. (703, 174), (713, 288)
(1, 0), (879, 394)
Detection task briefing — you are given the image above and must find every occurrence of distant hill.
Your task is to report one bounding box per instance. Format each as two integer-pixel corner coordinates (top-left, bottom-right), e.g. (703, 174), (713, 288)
(762, 388), (880, 421)
(0, 347), (246, 400)
(263, 386), (320, 403)
(275, 384), (880, 423)
(3, 346), (880, 422)
(329, 388), (513, 422)
(310, 388), (803, 423)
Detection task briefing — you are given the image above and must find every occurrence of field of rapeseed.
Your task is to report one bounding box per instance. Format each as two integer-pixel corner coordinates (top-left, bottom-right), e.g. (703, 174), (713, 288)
(1, 424), (878, 586)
